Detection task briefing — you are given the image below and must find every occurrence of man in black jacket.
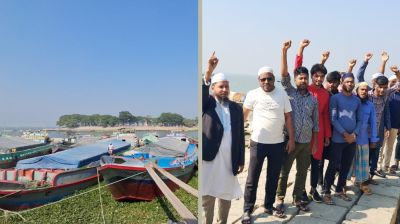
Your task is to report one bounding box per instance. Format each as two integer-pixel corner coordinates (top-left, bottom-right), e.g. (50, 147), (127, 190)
(201, 52), (245, 224)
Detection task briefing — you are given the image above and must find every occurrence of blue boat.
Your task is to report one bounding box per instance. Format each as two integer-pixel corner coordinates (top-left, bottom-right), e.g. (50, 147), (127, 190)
(0, 140), (130, 211)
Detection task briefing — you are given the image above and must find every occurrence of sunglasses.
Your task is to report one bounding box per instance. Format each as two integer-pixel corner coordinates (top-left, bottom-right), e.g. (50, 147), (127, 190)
(259, 77), (274, 82)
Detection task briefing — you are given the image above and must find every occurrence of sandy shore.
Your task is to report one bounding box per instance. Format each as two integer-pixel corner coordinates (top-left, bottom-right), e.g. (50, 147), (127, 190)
(44, 125), (198, 132)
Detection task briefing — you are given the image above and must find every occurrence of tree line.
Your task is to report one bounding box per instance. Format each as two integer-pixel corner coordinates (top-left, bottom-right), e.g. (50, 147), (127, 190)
(56, 111), (197, 128)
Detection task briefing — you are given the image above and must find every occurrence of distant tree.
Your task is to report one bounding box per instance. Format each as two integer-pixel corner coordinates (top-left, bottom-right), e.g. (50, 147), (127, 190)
(158, 113), (184, 126)
(118, 111), (136, 125)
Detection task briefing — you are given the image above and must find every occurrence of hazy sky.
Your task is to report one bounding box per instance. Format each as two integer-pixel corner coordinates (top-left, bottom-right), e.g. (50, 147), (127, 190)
(203, 0), (400, 81)
(0, 0), (197, 127)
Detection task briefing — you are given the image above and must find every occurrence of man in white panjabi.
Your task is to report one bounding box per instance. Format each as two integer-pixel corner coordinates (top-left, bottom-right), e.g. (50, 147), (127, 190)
(201, 52), (245, 224)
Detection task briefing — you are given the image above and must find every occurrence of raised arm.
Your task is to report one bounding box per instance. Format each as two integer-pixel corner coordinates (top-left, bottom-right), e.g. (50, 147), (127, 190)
(347, 59), (357, 73)
(281, 40), (292, 77)
(390, 65), (400, 81)
(379, 51), (389, 75)
(205, 51), (218, 82)
(320, 51), (330, 65)
(295, 39), (310, 69)
(203, 52), (219, 110)
(356, 53), (372, 83)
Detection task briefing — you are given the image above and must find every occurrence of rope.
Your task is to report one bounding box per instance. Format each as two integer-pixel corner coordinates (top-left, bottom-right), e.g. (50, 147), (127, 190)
(0, 170), (146, 219)
(97, 168), (106, 224)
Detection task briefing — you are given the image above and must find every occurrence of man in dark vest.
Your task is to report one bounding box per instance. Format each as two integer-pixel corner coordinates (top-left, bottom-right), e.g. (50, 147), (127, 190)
(201, 52), (245, 224)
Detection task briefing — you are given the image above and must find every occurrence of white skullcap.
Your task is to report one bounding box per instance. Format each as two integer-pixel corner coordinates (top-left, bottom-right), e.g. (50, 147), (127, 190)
(211, 73), (228, 84)
(258, 66), (274, 76)
(372, 73), (384, 79)
(389, 75), (397, 81)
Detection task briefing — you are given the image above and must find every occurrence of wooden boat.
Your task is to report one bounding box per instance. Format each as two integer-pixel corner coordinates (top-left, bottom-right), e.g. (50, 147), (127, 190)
(0, 140), (130, 211)
(0, 138), (52, 169)
(99, 137), (197, 201)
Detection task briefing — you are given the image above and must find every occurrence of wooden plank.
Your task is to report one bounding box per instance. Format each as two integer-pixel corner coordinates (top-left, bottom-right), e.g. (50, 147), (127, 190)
(144, 164), (197, 224)
(153, 163), (198, 197)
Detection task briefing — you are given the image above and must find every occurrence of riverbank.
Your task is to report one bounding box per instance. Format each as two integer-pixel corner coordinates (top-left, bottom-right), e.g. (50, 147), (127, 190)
(45, 125), (198, 132)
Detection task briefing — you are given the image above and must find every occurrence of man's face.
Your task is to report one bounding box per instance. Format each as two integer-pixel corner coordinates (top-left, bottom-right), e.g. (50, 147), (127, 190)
(326, 80), (340, 92)
(342, 77), (355, 93)
(389, 79), (398, 88)
(258, 73), (275, 92)
(295, 73), (309, 90)
(312, 71), (325, 87)
(357, 85), (368, 99)
(375, 84), (388, 97)
(211, 81), (230, 99)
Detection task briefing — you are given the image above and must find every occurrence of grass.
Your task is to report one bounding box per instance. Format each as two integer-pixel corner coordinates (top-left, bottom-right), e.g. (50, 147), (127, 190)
(0, 171), (198, 224)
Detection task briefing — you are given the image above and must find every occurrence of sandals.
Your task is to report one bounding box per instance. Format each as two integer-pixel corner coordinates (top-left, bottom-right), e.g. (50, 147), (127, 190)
(264, 207), (287, 219)
(323, 194), (335, 205)
(360, 185), (372, 195)
(293, 201), (310, 212)
(241, 211), (251, 224)
(334, 192), (352, 201)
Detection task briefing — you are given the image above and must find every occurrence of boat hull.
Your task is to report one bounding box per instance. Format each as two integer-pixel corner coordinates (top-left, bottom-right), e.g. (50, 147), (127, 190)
(0, 167), (98, 211)
(100, 163), (195, 201)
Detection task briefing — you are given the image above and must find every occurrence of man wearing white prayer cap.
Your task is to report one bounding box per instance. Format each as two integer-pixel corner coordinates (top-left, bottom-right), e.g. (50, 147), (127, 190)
(202, 52), (245, 224)
(241, 46), (295, 221)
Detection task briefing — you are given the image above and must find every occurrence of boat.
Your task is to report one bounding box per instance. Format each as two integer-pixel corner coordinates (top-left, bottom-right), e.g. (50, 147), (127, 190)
(0, 140), (130, 211)
(99, 137), (197, 201)
(0, 136), (52, 169)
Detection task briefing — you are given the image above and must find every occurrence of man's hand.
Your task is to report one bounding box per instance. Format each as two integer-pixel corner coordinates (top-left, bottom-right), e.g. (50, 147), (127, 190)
(365, 53), (373, 62)
(390, 65), (399, 74)
(370, 142), (377, 149)
(349, 59), (357, 68)
(300, 39), (310, 48)
(238, 165), (244, 174)
(322, 51), (330, 61)
(205, 51), (219, 80)
(382, 51), (389, 62)
(343, 132), (355, 144)
(385, 129), (390, 138)
(324, 137), (330, 147)
(311, 143), (318, 155)
(283, 40), (292, 51)
(286, 139), (295, 154)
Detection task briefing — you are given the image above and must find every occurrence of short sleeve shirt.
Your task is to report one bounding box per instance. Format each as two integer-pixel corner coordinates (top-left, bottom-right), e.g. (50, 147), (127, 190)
(243, 87), (292, 144)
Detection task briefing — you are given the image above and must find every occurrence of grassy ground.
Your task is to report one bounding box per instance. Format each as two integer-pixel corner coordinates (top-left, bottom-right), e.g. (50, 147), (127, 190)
(0, 171), (198, 224)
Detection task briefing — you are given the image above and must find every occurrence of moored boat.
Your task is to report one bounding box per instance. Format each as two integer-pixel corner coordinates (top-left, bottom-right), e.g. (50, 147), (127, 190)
(0, 136), (52, 169)
(0, 140), (130, 211)
(99, 137), (197, 201)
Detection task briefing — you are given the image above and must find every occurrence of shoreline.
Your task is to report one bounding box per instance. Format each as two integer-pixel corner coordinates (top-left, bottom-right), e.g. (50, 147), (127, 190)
(44, 125), (198, 132)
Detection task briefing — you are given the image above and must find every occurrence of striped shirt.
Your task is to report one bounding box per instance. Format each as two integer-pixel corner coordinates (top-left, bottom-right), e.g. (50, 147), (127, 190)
(281, 75), (319, 143)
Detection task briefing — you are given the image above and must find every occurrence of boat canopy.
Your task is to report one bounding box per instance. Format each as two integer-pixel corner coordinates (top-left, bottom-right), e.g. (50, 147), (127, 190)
(16, 140), (130, 169)
(141, 137), (189, 157)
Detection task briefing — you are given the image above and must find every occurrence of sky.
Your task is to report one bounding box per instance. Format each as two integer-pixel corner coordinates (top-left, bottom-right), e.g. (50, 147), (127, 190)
(0, 0), (198, 127)
(203, 0), (400, 88)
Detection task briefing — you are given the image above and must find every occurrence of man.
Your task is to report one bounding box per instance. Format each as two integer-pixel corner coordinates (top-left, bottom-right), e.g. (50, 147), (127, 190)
(356, 52), (400, 179)
(108, 143), (115, 155)
(275, 40), (319, 212)
(294, 39), (331, 202)
(323, 72), (362, 205)
(324, 71), (341, 96)
(241, 55), (294, 222)
(385, 67), (400, 172)
(202, 52), (245, 224)
(348, 82), (379, 195)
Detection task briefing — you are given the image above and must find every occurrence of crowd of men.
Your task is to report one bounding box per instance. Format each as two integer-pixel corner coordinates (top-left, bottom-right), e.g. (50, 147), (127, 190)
(201, 39), (400, 224)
